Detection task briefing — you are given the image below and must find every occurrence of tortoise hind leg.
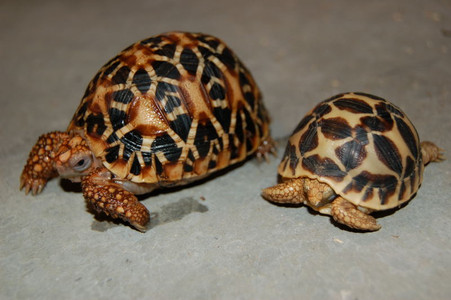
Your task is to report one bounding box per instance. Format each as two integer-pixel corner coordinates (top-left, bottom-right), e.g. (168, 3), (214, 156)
(421, 141), (445, 165)
(81, 168), (150, 232)
(331, 197), (381, 231)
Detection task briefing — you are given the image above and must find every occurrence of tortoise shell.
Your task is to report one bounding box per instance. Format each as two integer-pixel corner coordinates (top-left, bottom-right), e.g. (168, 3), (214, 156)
(68, 32), (271, 184)
(278, 92), (423, 210)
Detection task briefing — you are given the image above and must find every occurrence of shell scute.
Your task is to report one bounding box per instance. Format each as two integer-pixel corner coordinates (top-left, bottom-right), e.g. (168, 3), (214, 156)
(395, 116), (419, 158)
(319, 117), (353, 140)
(335, 140), (367, 171)
(302, 155), (347, 181)
(334, 97), (373, 114)
(299, 122), (319, 155)
(372, 134), (403, 175)
(152, 60), (181, 80)
(132, 68), (152, 94)
(112, 65), (132, 85)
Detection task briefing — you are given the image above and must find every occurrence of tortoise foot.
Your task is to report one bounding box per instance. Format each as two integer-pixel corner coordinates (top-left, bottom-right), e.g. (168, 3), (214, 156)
(82, 168), (150, 232)
(331, 197), (381, 231)
(20, 131), (70, 195)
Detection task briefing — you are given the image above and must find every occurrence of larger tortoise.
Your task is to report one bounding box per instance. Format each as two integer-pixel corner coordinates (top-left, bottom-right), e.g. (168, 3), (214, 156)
(20, 31), (273, 231)
(262, 92), (443, 231)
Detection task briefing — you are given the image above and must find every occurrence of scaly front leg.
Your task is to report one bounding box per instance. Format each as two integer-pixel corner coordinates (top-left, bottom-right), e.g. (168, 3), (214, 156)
(331, 197), (381, 231)
(20, 131), (70, 195)
(81, 168), (150, 232)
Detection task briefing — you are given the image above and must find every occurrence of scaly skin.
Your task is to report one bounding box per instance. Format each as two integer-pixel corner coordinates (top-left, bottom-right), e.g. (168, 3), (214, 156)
(21, 131), (151, 231)
(421, 141), (445, 165)
(20, 131), (70, 195)
(262, 177), (381, 231)
(261, 178), (305, 204)
(330, 197), (380, 231)
(81, 168), (150, 232)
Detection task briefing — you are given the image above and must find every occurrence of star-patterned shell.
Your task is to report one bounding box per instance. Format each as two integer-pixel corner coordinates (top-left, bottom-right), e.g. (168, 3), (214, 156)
(68, 32), (271, 184)
(278, 92), (423, 210)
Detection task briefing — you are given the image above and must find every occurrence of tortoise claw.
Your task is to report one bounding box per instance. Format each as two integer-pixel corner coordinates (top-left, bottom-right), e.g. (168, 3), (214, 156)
(20, 174), (47, 195)
(130, 222), (148, 233)
(256, 137), (277, 162)
(436, 148), (446, 161)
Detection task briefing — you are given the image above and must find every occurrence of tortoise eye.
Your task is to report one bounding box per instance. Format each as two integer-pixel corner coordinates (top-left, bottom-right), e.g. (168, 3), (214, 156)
(72, 156), (92, 172)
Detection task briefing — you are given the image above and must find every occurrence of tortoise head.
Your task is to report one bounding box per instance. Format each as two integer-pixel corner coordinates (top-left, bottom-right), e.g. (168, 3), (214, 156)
(55, 134), (101, 182)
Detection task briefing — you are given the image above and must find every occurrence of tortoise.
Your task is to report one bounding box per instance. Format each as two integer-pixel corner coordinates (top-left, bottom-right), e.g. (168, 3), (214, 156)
(20, 31), (274, 232)
(262, 92), (444, 231)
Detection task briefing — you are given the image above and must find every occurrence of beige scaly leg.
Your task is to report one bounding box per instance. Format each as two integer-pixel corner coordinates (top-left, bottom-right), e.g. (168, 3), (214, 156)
(331, 197), (381, 231)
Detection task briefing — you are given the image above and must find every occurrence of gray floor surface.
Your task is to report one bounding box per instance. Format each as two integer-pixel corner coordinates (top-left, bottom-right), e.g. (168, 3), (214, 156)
(1, 0), (450, 299)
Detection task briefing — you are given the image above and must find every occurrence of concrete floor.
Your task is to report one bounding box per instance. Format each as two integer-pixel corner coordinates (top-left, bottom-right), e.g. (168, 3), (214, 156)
(1, 0), (451, 299)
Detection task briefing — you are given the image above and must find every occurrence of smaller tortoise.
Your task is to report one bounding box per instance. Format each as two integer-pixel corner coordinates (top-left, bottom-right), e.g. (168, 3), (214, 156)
(262, 92), (444, 231)
(20, 32), (274, 231)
